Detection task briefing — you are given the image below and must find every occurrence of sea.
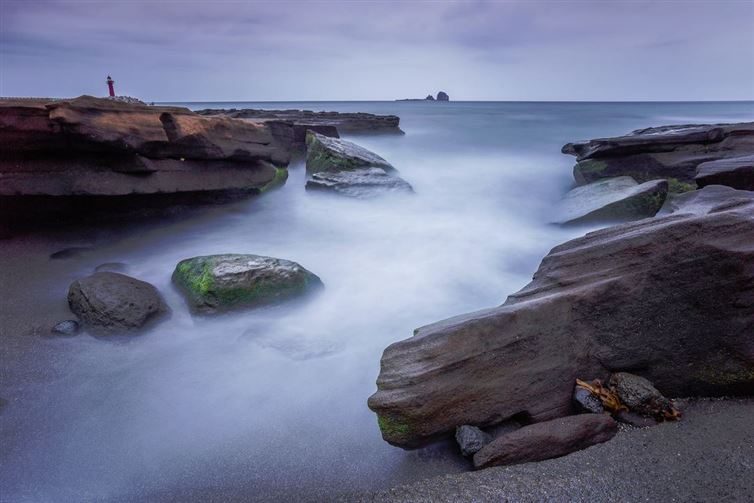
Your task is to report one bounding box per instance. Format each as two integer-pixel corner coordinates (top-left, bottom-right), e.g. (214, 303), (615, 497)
(1, 101), (753, 502)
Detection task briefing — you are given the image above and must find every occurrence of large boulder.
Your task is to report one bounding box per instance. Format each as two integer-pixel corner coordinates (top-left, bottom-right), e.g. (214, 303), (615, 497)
(473, 414), (617, 469)
(554, 176), (668, 225)
(172, 254), (323, 313)
(368, 185), (754, 448)
(304, 132), (412, 197)
(696, 154), (754, 191)
(562, 122), (754, 187)
(436, 91), (450, 101)
(67, 272), (167, 332)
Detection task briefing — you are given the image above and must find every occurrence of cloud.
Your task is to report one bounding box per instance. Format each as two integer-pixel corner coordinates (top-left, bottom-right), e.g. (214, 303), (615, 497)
(1, 0), (752, 100)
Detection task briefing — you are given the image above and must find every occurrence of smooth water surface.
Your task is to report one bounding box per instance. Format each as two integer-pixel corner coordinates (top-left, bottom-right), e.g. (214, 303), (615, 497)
(1, 101), (752, 502)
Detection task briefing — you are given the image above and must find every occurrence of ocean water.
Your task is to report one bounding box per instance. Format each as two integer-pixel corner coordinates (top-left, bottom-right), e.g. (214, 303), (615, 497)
(1, 101), (752, 502)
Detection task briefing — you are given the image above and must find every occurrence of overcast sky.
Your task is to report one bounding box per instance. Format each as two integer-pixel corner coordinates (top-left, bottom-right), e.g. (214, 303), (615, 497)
(2, 0), (752, 101)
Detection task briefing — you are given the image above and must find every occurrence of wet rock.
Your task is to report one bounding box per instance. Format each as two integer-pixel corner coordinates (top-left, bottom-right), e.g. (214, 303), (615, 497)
(94, 262), (129, 273)
(554, 176), (668, 225)
(368, 185), (754, 448)
(304, 132), (412, 196)
(172, 254), (323, 313)
(609, 372), (674, 420)
(573, 386), (604, 414)
(306, 168), (413, 198)
(436, 91), (450, 101)
(658, 184), (754, 216)
(425, 95), (435, 101)
(51, 320), (80, 336)
(696, 154), (754, 191)
(50, 247), (91, 260)
(562, 122), (754, 186)
(473, 414), (618, 469)
(455, 425), (492, 457)
(68, 272), (167, 332)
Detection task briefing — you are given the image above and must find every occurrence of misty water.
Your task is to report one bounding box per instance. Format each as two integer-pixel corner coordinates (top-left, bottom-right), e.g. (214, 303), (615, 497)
(1, 101), (752, 502)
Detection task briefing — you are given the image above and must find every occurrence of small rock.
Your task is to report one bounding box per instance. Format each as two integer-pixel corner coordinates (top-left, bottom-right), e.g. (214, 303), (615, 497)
(472, 414), (618, 469)
(455, 425), (492, 457)
(609, 372), (674, 420)
(94, 262), (128, 273)
(50, 246), (91, 260)
(573, 386), (604, 414)
(68, 272), (167, 332)
(51, 320), (80, 336)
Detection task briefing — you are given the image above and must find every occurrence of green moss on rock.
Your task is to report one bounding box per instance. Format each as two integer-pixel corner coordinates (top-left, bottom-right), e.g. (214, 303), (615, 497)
(172, 254), (323, 313)
(260, 166), (289, 193)
(377, 414), (412, 439)
(667, 177), (697, 194)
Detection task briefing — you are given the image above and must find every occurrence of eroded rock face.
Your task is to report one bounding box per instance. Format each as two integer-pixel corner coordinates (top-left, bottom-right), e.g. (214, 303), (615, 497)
(472, 414), (617, 469)
(696, 155), (754, 191)
(554, 177), (668, 225)
(368, 185), (754, 448)
(68, 272), (167, 332)
(0, 96), (290, 198)
(304, 132), (413, 197)
(172, 254), (323, 313)
(562, 122), (754, 187)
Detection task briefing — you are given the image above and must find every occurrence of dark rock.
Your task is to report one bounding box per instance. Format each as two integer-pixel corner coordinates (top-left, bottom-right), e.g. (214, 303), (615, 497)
(172, 254), (323, 313)
(425, 95), (435, 101)
(609, 372), (674, 419)
(368, 185), (754, 448)
(472, 414), (618, 469)
(49, 247), (91, 260)
(304, 132), (413, 196)
(67, 272), (167, 332)
(51, 319), (80, 336)
(562, 122), (754, 186)
(658, 184), (754, 216)
(574, 387), (604, 414)
(614, 410), (659, 428)
(455, 425), (492, 457)
(554, 177), (668, 225)
(195, 108), (403, 135)
(436, 91), (450, 101)
(696, 154), (754, 191)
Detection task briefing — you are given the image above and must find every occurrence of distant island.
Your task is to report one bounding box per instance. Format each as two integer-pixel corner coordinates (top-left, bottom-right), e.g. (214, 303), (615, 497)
(397, 91), (449, 102)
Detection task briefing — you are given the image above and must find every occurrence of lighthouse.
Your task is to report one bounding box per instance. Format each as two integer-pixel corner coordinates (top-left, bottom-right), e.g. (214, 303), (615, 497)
(106, 76), (115, 97)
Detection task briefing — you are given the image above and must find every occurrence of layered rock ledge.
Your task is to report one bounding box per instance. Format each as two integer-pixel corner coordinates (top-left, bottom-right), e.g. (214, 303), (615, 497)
(196, 108), (404, 136)
(562, 122), (754, 189)
(368, 185), (754, 448)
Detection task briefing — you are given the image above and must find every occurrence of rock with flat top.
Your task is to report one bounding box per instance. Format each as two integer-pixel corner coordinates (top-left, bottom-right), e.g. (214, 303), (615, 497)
(695, 154), (754, 190)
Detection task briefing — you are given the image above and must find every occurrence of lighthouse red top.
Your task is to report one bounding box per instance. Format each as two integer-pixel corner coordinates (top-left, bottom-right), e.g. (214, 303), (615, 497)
(106, 76), (115, 97)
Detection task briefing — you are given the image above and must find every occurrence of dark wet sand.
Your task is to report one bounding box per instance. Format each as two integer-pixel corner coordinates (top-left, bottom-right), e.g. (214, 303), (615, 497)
(343, 398), (754, 502)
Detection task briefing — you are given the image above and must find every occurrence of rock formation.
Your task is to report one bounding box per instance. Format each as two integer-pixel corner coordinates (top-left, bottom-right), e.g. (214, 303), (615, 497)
(368, 185), (754, 448)
(554, 176), (668, 225)
(68, 272), (167, 332)
(195, 108), (403, 135)
(696, 155), (754, 191)
(436, 91), (450, 101)
(304, 131), (413, 197)
(172, 254), (323, 313)
(562, 122), (754, 189)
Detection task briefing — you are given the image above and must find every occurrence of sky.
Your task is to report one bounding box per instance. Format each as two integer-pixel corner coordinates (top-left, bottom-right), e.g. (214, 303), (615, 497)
(1, 0), (753, 101)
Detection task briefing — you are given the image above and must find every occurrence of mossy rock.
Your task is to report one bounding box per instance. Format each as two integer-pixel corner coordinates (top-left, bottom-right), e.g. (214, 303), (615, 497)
(377, 414), (414, 445)
(259, 166), (289, 193)
(305, 131), (394, 175)
(172, 254), (323, 313)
